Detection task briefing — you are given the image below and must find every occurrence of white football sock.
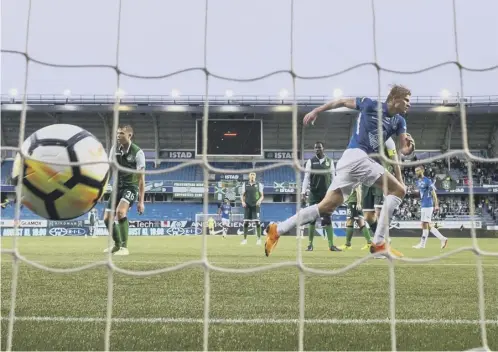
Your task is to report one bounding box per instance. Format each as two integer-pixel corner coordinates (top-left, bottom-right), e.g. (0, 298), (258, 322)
(420, 229), (429, 247)
(373, 195), (402, 244)
(430, 227), (446, 240)
(277, 204), (320, 236)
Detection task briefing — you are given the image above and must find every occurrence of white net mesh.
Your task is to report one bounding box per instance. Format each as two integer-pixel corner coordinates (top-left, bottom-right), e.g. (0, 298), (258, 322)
(1, 0), (498, 351)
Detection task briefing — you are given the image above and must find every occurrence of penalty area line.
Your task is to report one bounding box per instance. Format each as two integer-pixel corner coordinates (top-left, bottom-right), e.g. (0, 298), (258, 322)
(2, 316), (498, 325)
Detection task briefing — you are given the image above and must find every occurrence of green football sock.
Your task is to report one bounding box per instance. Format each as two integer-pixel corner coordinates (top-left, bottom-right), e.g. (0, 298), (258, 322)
(345, 226), (354, 246)
(369, 220), (378, 234)
(324, 224), (334, 247)
(118, 217), (129, 248)
(360, 225), (372, 243)
(105, 218), (120, 247)
(308, 224), (315, 246)
(256, 224), (262, 239)
(243, 224), (249, 240)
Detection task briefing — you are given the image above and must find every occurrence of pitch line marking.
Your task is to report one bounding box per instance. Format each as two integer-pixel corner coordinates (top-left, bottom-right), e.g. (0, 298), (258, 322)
(2, 316), (498, 325)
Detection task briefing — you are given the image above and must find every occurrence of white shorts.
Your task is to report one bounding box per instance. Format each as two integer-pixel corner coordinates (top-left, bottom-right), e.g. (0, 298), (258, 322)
(420, 207), (433, 223)
(329, 148), (385, 198)
(221, 218), (230, 226)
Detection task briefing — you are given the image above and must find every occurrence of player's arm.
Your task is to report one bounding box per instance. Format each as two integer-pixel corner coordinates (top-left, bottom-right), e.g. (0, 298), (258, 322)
(394, 116), (415, 156)
(304, 98), (358, 125)
(301, 159), (311, 198)
(431, 182), (439, 210)
(355, 185), (363, 211)
(136, 150), (146, 215)
(385, 137), (403, 184)
(256, 183), (265, 206)
(240, 183), (246, 207)
(329, 158), (336, 179)
(314, 98), (357, 113)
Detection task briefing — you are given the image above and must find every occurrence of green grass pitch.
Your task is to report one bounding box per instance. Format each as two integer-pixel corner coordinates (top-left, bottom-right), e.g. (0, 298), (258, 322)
(1, 235), (497, 351)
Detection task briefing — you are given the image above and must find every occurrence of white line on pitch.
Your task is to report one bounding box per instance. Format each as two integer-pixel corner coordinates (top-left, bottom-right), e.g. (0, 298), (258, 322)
(1, 259), (496, 267)
(1, 316), (497, 325)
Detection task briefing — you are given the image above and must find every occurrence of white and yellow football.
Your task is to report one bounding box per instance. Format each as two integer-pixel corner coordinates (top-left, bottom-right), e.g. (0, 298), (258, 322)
(11, 124), (110, 220)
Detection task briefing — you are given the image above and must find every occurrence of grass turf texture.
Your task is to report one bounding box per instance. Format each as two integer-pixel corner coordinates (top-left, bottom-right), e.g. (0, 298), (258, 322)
(1, 235), (497, 351)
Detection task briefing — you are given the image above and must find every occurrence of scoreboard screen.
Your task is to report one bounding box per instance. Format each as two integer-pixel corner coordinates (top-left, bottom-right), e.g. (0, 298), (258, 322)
(196, 119), (262, 156)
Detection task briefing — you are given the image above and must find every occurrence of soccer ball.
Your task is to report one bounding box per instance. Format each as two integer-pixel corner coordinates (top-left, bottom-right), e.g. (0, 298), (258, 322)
(11, 124), (110, 220)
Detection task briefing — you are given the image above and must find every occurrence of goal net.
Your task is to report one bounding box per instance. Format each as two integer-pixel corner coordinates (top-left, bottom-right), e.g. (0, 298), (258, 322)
(1, 0), (497, 351)
(194, 213), (245, 236)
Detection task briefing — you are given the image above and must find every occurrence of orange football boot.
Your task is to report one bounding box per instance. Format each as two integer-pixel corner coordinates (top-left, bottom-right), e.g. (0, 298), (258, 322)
(264, 223), (280, 257)
(370, 241), (404, 258)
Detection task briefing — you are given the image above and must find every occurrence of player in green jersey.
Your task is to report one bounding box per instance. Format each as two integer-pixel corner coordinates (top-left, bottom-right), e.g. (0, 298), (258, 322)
(302, 142), (341, 251)
(340, 184), (374, 250)
(241, 172), (264, 245)
(103, 125), (145, 256)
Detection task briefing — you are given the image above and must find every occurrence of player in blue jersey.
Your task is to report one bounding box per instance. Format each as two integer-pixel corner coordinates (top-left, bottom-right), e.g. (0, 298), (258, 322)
(265, 85), (415, 257)
(412, 165), (448, 249)
(218, 197), (232, 238)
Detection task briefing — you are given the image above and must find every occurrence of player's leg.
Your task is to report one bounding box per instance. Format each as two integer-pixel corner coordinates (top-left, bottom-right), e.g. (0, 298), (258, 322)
(221, 218), (229, 238)
(429, 223), (448, 248)
(357, 213), (373, 249)
(339, 198), (359, 250)
(306, 218), (316, 251)
(413, 219), (430, 249)
(361, 187), (376, 249)
(114, 188), (135, 255)
(265, 149), (365, 256)
(306, 194), (317, 250)
(369, 169), (406, 257)
(339, 217), (355, 250)
(265, 187), (345, 256)
(425, 209), (447, 248)
(321, 213), (340, 251)
(103, 190), (122, 253)
(242, 206), (252, 244)
(114, 199), (130, 255)
(366, 188), (384, 234)
(255, 205), (262, 245)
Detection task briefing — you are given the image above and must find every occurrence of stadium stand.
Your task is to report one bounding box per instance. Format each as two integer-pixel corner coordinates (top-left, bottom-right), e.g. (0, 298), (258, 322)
(1, 109), (497, 225)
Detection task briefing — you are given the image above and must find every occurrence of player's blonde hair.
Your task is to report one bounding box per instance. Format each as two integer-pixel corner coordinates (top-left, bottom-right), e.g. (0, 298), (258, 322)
(386, 84), (411, 102)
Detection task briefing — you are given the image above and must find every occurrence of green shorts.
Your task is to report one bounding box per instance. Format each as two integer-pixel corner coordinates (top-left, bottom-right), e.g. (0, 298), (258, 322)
(347, 202), (363, 220)
(244, 205), (260, 221)
(308, 192), (326, 206)
(107, 186), (138, 210)
(361, 186), (384, 212)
